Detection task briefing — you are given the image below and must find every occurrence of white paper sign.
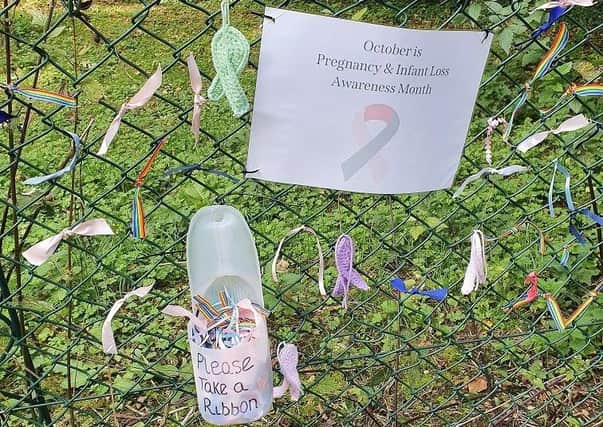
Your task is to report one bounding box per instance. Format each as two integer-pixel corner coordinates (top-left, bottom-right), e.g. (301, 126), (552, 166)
(247, 8), (492, 194)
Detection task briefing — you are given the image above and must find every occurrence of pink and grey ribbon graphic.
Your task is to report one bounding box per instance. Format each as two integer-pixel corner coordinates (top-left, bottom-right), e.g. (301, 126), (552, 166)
(342, 104), (400, 181)
(273, 342), (303, 401)
(331, 234), (368, 308)
(22, 218), (114, 266)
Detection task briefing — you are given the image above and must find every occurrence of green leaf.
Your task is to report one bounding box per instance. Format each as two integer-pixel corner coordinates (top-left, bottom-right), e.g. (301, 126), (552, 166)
(486, 1), (505, 15)
(498, 27), (514, 55)
(351, 7), (368, 21)
(555, 61), (572, 75)
(467, 3), (481, 21)
(28, 9), (47, 28)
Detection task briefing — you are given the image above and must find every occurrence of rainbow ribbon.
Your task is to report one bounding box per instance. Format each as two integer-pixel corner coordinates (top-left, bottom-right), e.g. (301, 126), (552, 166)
(7, 84), (76, 107)
(544, 282), (602, 331)
(193, 291), (270, 329)
(504, 23), (569, 141)
(131, 139), (167, 239)
(541, 83), (603, 114)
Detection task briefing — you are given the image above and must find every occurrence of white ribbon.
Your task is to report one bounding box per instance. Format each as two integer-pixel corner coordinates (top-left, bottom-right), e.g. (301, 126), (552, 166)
(98, 65), (162, 155)
(102, 285), (154, 355)
(533, 0), (595, 10)
(517, 114), (591, 153)
(272, 225), (326, 296)
(162, 305), (208, 334)
(187, 53), (206, 143)
(453, 165), (528, 199)
(461, 230), (487, 295)
(22, 219), (114, 266)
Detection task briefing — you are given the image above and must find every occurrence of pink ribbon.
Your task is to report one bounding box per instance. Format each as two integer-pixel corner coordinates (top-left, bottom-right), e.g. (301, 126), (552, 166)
(273, 342), (303, 401)
(22, 218), (114, 266)
(162, 305), (208, 334)
(102, 285), (154, 355)
(461, 230), (487, 295)
(533, 0), (595, 10)
(98, 65), (162, 155)
(516, 114), (591, 153)
(187, 54), (206, 144)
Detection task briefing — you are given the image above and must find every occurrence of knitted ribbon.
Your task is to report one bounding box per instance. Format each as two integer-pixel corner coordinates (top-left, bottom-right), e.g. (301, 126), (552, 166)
(544, 282), (602, 331)
(541, 83), (603, 114)
(132, 139), (167, 239)
(161, 305), (208, 335)
(98, 65), (162, 155)
(272, 225), (326, 296)
(517, 114), (591, 153)
(461, 230), (487, 296)
(207, 0), (250, 117)
(453, 165), (528, 198)
(483, 117), (507, 165)
(22, 218), (114, 266)
(273, 342), (303, 401)
(533, 0), (595, 10)
(503, 272), (540, 312)
(548, 160), (603, 243)
(187, 53), (206, 143)
(0, 110), (15, 123)
(23, 131), (81, 185)
(331, 234), (369, 308)
(102, 285), (153, 355)
(391, 277), (448, 302)
(4, 84), (76, 107)
(342, 104), (400, 181)
(504, 23), (569, 141)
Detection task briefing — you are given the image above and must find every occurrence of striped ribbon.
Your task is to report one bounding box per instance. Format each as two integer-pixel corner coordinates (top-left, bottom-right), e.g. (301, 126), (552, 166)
(544, 282), (602, 331)
(8, 84), (76, 107)
(131, 139), (167, 239)
(541, 83), (603, 114)
(193, 291), (270, 327)
(504, 23), (569, 141)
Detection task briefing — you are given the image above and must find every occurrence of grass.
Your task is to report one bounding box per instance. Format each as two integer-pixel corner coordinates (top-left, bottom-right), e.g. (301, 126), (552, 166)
(0, 0), (602, 425)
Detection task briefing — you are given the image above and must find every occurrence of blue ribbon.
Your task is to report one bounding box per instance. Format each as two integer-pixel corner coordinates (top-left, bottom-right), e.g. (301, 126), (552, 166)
(531, 6), (568, 40)
(391, 277), (448, 302)
(23, 131), (80, 185)
(0, 110), (15, 124)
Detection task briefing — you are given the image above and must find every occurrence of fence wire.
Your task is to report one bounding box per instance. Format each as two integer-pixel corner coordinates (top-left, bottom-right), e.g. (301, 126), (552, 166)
(1, 0), (602, 425)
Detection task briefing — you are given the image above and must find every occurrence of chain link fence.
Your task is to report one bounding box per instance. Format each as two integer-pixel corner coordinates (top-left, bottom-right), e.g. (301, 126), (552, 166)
(1, 0), (602, 425)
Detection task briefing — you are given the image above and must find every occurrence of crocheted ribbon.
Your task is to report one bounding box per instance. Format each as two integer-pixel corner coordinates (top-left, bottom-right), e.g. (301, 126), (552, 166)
(187, 53), (206, 143)
(391, 277), (448, 301)
(273, 342), (303, 401)
(132, 139), (167, 239)
(272, 225), (326, 296)
(331, 234), (369, 308)
(98, 65), (162, 155)
(504, 23), (568, 141)
(207, 0), (250, 117)
(461, 230), (487, 296)
(22, 219), (114, 266)
(24, 131), (81, 185)
(102, 285), (154, 354)
(517, 114), (591, 153)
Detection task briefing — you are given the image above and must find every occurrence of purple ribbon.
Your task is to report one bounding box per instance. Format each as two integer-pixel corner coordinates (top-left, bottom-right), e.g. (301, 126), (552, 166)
(331, 234), (368, 308)
(391, 277), (448, 302)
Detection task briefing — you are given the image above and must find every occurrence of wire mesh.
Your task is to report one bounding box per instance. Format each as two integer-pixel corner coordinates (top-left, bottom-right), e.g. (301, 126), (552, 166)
(1, 0), (602, 425)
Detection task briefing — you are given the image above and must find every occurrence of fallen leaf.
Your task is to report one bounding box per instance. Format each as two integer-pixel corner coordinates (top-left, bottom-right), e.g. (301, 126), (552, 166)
(467, 376), (488, 393)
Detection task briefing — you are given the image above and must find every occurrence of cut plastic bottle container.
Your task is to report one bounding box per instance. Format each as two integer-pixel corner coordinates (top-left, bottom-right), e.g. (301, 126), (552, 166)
(187, 205), (273, 425)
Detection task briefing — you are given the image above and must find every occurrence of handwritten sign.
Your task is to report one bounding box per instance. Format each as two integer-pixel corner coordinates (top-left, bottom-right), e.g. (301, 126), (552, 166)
(247, 7), (492, 194)
(189, 323), (273, 424)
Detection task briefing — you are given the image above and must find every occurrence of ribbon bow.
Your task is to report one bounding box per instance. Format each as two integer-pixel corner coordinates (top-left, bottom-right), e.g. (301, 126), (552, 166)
(503, 272), (540, 312)
(453, 165), (528, 198)
(23, 218), (114, 266)
(461, 230), (487, 296)
(187, 53), (206, 143)
(273, 342), (303, 401)
(331, 234), (369, 308)
(24, 131), (81, 185)
(504, 23), (569, 140)
(207, 0), (250, 117)
(102, 285), (154, 354)
(272, 225), (326, 296)
(517, 114), (591, 153)
(98, 65), (162, 155)
(391, 277), (448, 302)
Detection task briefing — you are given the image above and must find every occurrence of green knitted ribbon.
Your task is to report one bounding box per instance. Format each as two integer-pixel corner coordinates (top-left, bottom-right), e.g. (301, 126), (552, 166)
(208, 0), (250, 117)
